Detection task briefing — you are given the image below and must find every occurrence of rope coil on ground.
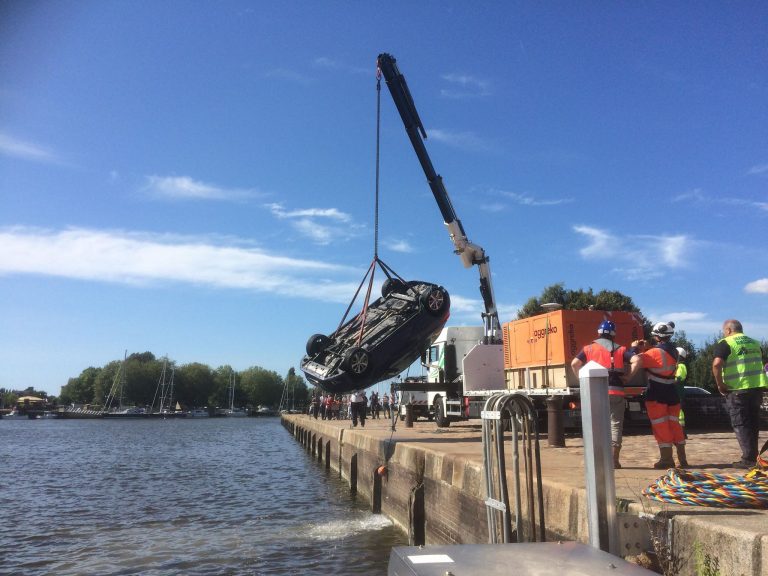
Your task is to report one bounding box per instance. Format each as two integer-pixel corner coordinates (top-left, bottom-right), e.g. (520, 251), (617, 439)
(642, 467), (768, 509)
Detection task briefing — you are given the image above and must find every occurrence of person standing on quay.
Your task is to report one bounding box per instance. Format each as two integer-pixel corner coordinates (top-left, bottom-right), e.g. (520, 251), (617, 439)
(310, 393), (320, 419)
(630, 321), (686, 469)
(571, 320), (632, 468)
(712, 319), (768, 469)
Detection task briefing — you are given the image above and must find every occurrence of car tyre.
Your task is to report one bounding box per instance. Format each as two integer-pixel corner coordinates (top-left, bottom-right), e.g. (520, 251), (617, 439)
(343, 347), (371, 379)
(306, 333), (331, 356)
(434, 399), (451, 428)
(382, 278), (407, 298)
(421, 287), (448, 316)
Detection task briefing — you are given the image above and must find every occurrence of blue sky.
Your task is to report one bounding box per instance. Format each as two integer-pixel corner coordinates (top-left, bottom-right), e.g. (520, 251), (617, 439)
(1, 2), (766, 396)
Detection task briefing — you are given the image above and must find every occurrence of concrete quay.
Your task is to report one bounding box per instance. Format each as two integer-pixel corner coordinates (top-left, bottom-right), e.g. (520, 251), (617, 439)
(281, 413), (768, 576)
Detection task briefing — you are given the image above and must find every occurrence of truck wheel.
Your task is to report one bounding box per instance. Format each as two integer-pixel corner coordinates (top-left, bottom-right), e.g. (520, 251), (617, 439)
(434, 401), (450, 428)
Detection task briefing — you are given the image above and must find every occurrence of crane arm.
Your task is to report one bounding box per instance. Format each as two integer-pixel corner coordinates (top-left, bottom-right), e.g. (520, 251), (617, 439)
(377, 53), (501, 344)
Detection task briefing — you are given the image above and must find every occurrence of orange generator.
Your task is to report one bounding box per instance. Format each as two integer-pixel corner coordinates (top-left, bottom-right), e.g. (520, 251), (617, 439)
(502, 310), (644, 391)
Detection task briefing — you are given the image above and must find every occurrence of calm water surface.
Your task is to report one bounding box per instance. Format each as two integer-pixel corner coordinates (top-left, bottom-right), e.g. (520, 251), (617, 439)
(1, 417), (406, 575)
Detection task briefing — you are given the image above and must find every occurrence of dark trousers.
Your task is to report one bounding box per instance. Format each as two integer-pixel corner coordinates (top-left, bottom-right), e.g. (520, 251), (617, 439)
(725, 388), (765, 462)
(351, 402), (366, 427)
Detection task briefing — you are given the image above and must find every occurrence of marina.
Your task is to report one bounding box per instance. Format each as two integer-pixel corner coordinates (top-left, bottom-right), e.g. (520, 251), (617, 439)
(0, 417), (404, 575)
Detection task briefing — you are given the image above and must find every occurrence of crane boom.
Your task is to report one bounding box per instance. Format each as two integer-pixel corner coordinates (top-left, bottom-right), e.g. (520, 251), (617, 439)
(377, 53), (501, 344)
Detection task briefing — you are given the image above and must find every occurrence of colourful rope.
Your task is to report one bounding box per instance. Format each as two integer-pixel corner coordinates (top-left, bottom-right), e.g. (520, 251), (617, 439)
(643, 467), (768, 509)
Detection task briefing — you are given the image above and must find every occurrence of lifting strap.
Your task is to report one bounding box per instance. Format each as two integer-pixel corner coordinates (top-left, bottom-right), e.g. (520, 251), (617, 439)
(333, 66), (406, 345)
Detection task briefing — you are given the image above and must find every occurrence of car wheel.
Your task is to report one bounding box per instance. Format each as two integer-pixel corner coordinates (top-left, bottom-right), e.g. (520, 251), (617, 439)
(382, 278), (407, 298)
(306, 333), (331, 356)
(421, 287), (448, 316)
(434, 400), (450, 428)
(344, 347), (371, 378)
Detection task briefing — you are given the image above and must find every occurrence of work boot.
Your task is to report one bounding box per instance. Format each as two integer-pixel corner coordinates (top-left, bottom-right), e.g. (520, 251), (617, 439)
(675, 444), (689, 468)
(612, 446), (622, 469)
(653, 446), (675, 469)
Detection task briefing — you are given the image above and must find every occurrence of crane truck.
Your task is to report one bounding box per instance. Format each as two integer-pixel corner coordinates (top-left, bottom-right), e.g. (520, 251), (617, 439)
(377, 53), (646, 427)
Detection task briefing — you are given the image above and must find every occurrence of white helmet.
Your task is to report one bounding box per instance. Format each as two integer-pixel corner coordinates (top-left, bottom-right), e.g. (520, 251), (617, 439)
(676, 347), (687, 359)
(651, 321), (675, 339)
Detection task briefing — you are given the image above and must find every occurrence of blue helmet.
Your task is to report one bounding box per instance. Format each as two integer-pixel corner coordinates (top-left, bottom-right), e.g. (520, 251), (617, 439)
(597, 320), (616, 337)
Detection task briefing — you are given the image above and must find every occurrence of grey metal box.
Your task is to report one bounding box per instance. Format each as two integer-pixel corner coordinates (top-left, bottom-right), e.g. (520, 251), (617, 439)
(388, 541), (656, 576)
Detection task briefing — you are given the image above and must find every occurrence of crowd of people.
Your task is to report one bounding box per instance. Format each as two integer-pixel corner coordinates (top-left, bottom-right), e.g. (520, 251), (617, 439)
(308, 390), (395, 426)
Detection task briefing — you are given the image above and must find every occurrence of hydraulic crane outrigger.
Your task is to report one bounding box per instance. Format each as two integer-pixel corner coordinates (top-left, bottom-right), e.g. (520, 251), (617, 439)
(377, 53), (501, 345)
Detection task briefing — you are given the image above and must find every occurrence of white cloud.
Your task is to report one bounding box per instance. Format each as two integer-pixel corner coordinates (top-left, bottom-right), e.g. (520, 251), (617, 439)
(443, 294), (519, 325)
(671, 188), (706, 203)
(665, 311), (707, 323)
(0, 226), (360, 302)
(659, 235), (687, 267)
(383, 239), (414, 253)
(747, 163), (768, 175)
(0, 133), (58, 163)
(313, 56), (368, 75)
(264, 68), (312, 84)
(644, 310), (722, 340)
(573, 226), (618, 259)
(266, 203), (361, 245)
(670, 188), (768, 212)
(479, 202), (506, 213)
(143, 175), (257, 201)
(267, 203), (350, 222)
(498, 189), (573, 207)
(428, 129), (492, 152)
(440, 73), (491, 98)
(745, 278), (768, 294)
(573, 226), (692, 280)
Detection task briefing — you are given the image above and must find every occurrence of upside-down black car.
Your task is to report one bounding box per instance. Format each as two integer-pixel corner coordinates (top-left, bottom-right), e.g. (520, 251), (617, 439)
(300, 279), (450, 394)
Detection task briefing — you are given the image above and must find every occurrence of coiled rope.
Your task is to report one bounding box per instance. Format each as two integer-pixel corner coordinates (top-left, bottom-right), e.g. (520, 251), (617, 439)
(642, 467), (768, 509)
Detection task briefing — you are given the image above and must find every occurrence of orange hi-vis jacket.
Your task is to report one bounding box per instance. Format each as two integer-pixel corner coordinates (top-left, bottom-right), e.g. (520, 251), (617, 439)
(583, 340), (627, 396)
(642, 347), (677, 384)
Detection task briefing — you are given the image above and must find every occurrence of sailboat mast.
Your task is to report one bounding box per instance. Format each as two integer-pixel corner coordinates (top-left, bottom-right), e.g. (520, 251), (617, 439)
(229, 369), (235, 412)
(119, 350), (127, 410)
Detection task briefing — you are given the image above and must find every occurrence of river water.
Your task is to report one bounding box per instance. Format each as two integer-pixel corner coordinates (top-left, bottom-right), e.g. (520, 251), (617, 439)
(0, 417), (406, 575)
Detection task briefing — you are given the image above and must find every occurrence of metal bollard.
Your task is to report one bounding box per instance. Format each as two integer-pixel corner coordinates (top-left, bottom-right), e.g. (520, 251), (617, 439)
(579, 361), (619, 556)
(405, 402), (414, 428)
(546, 395), (565, 447)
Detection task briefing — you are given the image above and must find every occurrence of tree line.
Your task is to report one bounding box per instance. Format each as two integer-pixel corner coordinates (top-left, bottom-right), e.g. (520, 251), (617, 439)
(57, 352), (310, 410)
(518, 283), (768, 392)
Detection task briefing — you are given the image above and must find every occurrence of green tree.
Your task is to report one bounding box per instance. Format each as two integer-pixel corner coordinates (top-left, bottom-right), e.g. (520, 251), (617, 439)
(283, 367), (309, 410)
(60, 366), (101, 405)
(240, 367), (284, 408)
(688, 335), (721, 392)
(123, 352), (162, 407)
(672, 329), (698, 365)
(1, 388), (18, 409)
(94, 360), (122, 407)
(175, 362), (215, 408)
(517, 283), (647, 326)
(210, 365), (241, 409)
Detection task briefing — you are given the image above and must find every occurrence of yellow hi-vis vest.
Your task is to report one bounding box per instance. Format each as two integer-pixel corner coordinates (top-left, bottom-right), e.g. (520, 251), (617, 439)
(721, 334), (768, 392)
